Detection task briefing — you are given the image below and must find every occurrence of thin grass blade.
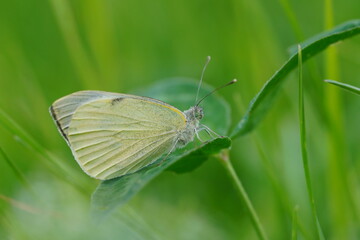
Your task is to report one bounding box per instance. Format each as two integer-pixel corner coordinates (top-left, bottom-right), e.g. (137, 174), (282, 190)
(324, 80), (360, 96)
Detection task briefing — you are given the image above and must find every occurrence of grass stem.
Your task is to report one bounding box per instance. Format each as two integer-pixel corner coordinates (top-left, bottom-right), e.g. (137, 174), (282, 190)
(298, 45), (321, 239)
(220, 151), (268, 240)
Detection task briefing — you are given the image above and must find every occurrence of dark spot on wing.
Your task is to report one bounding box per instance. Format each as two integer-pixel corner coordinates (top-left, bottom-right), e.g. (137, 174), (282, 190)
(50, 105), (69, 142)
(111, 97), (124, 105)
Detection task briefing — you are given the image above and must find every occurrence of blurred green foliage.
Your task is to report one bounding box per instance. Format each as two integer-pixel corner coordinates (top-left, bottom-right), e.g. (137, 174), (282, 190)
(0, 0), (359, 239)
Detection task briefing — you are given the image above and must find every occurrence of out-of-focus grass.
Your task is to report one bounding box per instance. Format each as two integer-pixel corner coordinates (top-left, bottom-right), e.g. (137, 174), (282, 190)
(0, 0), (359, 239)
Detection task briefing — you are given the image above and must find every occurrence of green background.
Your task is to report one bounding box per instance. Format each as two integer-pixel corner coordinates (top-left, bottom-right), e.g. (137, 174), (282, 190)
(0, 0), (359, 239)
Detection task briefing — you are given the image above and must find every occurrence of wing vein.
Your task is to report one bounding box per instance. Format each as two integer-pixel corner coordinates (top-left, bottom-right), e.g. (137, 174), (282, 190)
(56, 112), (73, 121)
(73, 138), (110, 152)
(76, 110), (175, 128)
(94, 135), (174, 178)
(70, 128), (169, 136)
(81, 130), (176, 165)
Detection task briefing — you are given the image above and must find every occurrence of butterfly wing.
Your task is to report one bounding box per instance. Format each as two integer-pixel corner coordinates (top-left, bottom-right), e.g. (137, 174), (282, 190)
(49, 91), (126, 141)
(50, 91), (187, 180)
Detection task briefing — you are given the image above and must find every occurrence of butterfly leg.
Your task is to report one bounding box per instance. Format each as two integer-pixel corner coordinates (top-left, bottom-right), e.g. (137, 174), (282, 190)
(195, 129), (207, 143)
(200, 124), (221, 138)
(195, 126), (217, 142)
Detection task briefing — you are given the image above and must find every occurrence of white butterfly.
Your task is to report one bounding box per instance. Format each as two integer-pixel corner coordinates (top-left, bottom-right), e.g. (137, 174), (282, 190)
(50, 57), (236, 180)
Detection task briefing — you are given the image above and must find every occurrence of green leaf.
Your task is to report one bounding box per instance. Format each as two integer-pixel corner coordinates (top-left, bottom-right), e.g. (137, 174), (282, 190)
(167, 137), (231, 173)
(92, 137), (231, 218)
(231, 19), (360, 138)
(91, 79), (232, 218)
(324, 80), (360, 96)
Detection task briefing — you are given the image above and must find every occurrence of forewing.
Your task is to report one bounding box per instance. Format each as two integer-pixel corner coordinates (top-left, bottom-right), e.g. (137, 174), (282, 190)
(67, 97), (186, 180)
(49, 91), (125, 142)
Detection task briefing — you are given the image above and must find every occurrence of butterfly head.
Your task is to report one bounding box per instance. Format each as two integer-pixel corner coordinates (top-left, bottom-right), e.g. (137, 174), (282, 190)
(193, 106), (204, 120)
(177, 57), (237, 148)
(184, 106), (204, 123)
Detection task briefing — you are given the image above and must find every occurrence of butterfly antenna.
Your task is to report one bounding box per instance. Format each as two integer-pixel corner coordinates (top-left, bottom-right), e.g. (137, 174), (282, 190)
(195, 56), (211, 104)
(196, 79), (237, 106)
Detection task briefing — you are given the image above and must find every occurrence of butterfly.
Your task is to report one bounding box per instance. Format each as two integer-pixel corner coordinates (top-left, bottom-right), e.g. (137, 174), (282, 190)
(50, 57), (236, 180)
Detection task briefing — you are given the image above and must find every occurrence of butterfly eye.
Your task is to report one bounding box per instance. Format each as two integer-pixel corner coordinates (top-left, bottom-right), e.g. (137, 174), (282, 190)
(195, 107), (204, 120)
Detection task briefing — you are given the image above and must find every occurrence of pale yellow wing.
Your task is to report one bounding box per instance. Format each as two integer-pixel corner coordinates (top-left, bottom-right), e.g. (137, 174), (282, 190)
(49, 91), (123, 141)
(65, 96), (186, 180)
(49, 90), (180, 140)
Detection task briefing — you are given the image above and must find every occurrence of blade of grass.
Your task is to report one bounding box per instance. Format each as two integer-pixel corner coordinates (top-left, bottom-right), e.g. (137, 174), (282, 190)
(297, 45), (321, 239)
(324, 80), (360, 95)
(0, 147), (34, 195)
(0, 108), (90, 195)
(0, 195), (42, 215)
(0, 194), (61, 220)
(219, 151), (268, 240)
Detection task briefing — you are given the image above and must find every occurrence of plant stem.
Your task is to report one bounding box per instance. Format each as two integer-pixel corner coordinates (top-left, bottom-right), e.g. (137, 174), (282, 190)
(298, 45), (321, 239)
(220, 151), (268, 240)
